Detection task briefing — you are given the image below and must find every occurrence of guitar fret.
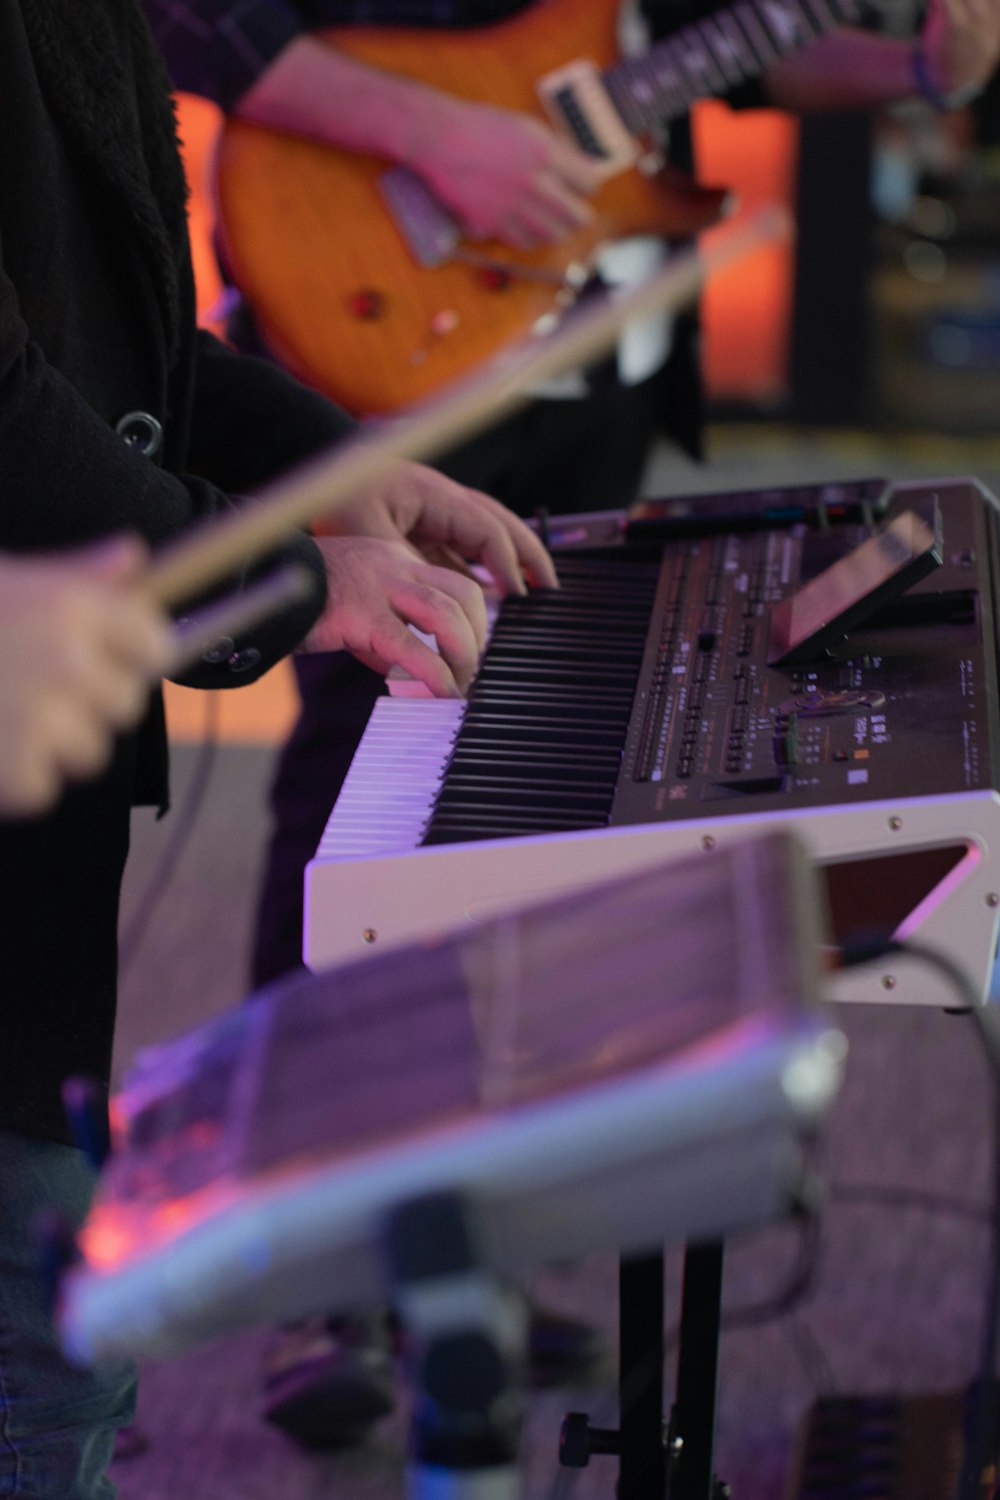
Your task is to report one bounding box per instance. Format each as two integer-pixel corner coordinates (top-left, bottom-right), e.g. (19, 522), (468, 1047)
(624, 57), (668, 130)
(641, 54), (678, 126)
(603, 69), (642, 133)
(758, 0), (821, 53)
(708, 11), (758, 80)
(733, 2), (781, 68)
(601, 0), (857, 140)
(791, 0), (827, 41)
(608, 50), (682, 131)
(701, 17), (751, 87)
(798, 0), (841, 35)
(824, 0), (859, 24)
(658, 41), (699, 112)
(676, 30), (729, 94)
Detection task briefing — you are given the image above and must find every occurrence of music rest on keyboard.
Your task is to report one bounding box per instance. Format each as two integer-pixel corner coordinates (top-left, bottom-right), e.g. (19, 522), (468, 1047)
(306, 476), (1000, 1009)
(60, 832), (841, 1366)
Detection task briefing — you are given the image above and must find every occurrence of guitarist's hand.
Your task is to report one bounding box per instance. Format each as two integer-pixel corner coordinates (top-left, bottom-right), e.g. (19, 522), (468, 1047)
(410, 99), (603, 249)
(235, 39), (601, 250)
(919, 0), (1000, 100)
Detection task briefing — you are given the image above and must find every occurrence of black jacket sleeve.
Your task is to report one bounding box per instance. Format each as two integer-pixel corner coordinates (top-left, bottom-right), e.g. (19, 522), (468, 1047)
(187, 328), (358, 493)
(0, 255), (341, 688)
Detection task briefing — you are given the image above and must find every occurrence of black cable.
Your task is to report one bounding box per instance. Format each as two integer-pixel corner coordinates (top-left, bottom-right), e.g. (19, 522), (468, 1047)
(540, 1210), (832, 1500)
(840, 933), (1000, 1500)
(830, 1181), (991, 1225)
(839, 932), (1000, 1084)
(543, 1151), (1000, 1499)
(660, 1214), (824, 1358)
(783, 1315), (837, 1400)
(119, 692), (220, 975)
(545, 939), (1000, 1500)
(544, 1162), (998, 1499)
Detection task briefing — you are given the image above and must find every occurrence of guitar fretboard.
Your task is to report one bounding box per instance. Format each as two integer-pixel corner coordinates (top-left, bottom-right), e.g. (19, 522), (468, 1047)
(603, 0), (859, 131)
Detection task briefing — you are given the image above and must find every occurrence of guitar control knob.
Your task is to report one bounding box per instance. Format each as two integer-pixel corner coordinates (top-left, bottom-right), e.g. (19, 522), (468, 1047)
(480, 267), (511, 291)
(430, 309), (460, 336)
(348, 289), (384, 320)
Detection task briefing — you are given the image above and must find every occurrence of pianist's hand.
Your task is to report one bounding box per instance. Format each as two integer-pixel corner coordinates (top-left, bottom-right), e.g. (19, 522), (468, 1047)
(307, 535), (489, 696)
(317, 461), (558, 595)
(310, 462), (560, 696)
(0, 537), (172, 816)
(308, 462), (558, 696)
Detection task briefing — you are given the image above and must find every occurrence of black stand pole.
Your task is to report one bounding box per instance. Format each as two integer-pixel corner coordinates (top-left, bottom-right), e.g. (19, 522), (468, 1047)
(669, 1242), (726, 1500)
(619, 1253), (667, 1500)
(560, 1241), (726, 1500)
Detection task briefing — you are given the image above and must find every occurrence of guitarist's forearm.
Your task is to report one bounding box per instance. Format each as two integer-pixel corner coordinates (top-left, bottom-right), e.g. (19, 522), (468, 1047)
(231, 34), (600, 247)
(233, 35), (461, 163)
(764, 0), (1000, 116)
(762, 31), (919, 112)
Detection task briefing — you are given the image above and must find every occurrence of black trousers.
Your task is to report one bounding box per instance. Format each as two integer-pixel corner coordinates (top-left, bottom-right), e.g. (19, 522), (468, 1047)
(251, 371), (674, 989)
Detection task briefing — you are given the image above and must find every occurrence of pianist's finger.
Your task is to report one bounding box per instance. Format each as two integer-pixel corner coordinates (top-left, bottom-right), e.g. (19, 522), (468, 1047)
(418, 486), (559, 595)
(395, 585), (482, 696)
(367, 570), (485, 693)
(409, 560), (490, 656)
(308, 536), (473, 696)
(355, 610), (466, 699)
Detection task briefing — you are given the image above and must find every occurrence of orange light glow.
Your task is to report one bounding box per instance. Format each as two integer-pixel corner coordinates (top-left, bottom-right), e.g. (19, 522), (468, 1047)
(177, 94), (226, 335)
(80, 1213), (139, 1272)
(693, 101), (799, 406)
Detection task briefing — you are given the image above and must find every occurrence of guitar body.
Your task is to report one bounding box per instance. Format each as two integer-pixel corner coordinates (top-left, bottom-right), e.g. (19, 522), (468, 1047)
(215, 0), (728, 414)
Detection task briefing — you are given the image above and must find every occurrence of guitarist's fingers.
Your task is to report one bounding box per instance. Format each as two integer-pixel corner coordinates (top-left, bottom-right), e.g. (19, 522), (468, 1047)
(502, 193), (588, 247)
(547, 137), (605, 197)
(496, 213), (549, 250)
(535, 168), (597, 229)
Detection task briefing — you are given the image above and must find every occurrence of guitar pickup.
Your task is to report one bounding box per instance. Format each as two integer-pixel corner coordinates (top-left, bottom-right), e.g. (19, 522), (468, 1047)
(378, 166), (462, 269)
(537, 60), (639, 179)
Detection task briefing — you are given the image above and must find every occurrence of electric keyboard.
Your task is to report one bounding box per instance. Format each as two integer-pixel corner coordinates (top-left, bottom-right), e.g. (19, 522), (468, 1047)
(306, 477), (1000, 1009)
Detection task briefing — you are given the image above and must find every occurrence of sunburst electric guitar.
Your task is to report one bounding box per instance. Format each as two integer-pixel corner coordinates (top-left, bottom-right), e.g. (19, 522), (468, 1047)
(215, 0), (858, 414)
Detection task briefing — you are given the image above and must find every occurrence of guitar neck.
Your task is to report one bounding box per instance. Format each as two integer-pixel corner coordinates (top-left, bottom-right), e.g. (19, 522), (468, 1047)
(603, 0), (859, 129)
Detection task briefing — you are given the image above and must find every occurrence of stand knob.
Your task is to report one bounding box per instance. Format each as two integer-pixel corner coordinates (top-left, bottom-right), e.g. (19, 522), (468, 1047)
(559, 1413), (621, 1468)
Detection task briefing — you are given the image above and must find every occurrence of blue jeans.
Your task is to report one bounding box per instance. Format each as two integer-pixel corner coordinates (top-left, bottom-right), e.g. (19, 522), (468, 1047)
(0, 1131), (136, 1498)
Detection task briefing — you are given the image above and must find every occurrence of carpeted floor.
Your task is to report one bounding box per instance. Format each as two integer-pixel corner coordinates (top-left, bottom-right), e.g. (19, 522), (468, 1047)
(106, 428), (1000, 1499)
